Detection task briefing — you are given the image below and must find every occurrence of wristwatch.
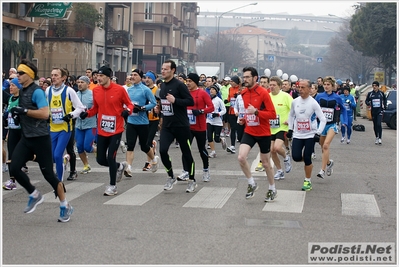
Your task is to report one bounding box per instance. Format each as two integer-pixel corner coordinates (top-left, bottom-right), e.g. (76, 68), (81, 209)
(254, 109), (259, 116)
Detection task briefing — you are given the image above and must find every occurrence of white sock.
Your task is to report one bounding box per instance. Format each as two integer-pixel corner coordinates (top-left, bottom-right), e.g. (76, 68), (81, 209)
(305, 178), (311, 182)
(60, 199), (68, 207)
(203, 168), (209, 172)
(248, 177), (255, 186)
(269, 184), (276, 191)
(30, 189), (39, 198)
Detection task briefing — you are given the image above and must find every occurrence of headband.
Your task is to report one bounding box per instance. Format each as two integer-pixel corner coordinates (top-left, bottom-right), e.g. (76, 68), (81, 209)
(17, 64), (35, 80)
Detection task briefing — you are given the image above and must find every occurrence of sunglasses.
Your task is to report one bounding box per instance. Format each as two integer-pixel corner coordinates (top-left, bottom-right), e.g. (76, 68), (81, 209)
(17, 71), (26, 75)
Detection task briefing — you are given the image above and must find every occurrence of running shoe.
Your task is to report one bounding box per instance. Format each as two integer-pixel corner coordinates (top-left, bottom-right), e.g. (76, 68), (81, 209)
(150, 156), (159, 173)
(378, 138), (382, 145)
(317, 170), (325, 179)
(120, 140), (127, 153)
(164, 177), (177, 191)
(221, 137), (227, 150)
(274, 170), (285, 180)
(375, 138), (379, 145)
(67, 171), (78, 181)
(117, 161), (128, 182)
(58, 204), (74, 223)
(264, 189), (277, 202)
(142, 162), (151, 171)
(24, 193), (44, 213)
(186, 180), (197, 193)
(311, 153), (316, 160)
(326, 159), (334, 176)
(245, 183), (258, 199)
(104, 185), (117, 196)
(340, 137), (345, 143)
(124, 164), (133, 178)
(80, 165), (91, 174)
(226, 146), (235, 154)
(177, 170), (189, 181)
(63, 154), (70, 174)
(208, 151), (217, 158)
(346, 139), (350, 144)
(175, 141), (179, 148)
(2, 164), (8, 173)
(302, 180), (312, 191)
(226, 130), (230, 137)
(202, 170), (210, 182)
(3, 179), (17, 190)
(255, 161), (264, 172)
(284, 155), (292, 173)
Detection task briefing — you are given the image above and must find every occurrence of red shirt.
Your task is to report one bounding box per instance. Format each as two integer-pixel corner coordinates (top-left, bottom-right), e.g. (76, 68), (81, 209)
(87, 82), (133, 137)
(187, 88), (214, 131)
(240, 84), (276, 137)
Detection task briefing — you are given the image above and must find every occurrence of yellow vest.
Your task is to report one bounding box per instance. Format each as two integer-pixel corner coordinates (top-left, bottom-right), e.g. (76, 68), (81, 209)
(49, 88), (73, 132)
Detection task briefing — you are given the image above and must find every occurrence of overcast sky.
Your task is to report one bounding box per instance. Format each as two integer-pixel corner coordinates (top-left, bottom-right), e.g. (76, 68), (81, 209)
(196, 1), (359, 18)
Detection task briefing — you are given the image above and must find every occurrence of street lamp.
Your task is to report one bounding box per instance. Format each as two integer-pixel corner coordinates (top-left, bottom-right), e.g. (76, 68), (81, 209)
(216, 2), (257, 61)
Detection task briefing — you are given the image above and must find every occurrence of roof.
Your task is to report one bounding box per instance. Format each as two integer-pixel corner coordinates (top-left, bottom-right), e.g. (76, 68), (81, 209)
(222, 26), (284, 38)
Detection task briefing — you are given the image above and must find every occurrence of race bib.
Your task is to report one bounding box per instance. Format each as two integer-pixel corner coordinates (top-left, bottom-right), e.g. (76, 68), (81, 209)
(344, 103), (351, 111)
(131, 101), (139, 116)
(100, 114), (116, 133)
(161, 99), (174, 116)
(245, 110), (260, 126)
(187, 109), (196, 125)
(321, 107), (334, 122)
(7, 113), (19, 129)
(230, 97), (236, 107)
(207, 113), (213, 120)
(372, 99), (381, 108)
(51, 107), (64, 124)
(269, 114), (280, 128)
(296, 118), (311, 133)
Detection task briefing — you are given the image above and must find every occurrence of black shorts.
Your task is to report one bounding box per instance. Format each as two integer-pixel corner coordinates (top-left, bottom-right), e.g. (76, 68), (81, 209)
(271, 130), (286, 142)
(241, 133), (271, 154)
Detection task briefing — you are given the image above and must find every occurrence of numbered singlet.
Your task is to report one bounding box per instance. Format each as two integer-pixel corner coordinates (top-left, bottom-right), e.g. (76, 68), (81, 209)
(161, 99), (174, 116)
(269, 114), (280, 128)
(100, 114), (116, 133)
(372, 99), (381, 108)
(245, 109), (260, 126)
(187, 109), (196, 125)
(50, 93), (65, 124)
(230, 97), (236, 108)
(296, 118), (311, 133)
(7, 113), (19, 129)
(321, 107), (334, 123)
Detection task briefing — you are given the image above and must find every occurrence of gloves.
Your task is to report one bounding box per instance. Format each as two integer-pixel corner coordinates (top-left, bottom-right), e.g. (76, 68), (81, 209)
(10, 106), (28, 116)
(212, 113), (219, 118)
(313, 133), (321, 143)
(133, 105), (143, 113)
(62, 113), (73, 123)
(79, 111), (88, 120)
(192, 109), (203, 116)
(233, 93), (238, 98)
(224, 99), (229, 104)
(121, 110), (130, 121)
(13, 114), (20, 126)
(286, 129), (293, 139)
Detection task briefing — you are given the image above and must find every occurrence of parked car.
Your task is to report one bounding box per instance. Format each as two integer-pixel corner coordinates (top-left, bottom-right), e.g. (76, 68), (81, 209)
(383, 90), (397, 130)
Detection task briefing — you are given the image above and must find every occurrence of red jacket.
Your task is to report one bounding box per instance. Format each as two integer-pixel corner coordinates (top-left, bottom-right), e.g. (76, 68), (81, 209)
(187, 88), (214, 131)
(227, 85), (240, 115)
(240, 84), (276, 136)
(87, 82), (133, 137)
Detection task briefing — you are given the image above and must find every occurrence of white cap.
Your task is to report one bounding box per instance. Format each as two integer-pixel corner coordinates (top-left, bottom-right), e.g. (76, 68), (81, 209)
(349, 82), (354, 85)
(224, 77), (231, 81)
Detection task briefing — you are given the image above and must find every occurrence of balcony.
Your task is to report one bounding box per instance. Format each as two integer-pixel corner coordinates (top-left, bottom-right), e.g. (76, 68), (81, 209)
(133, 13), (179, 26)
(35, 23), (94, 42)
(106, 29), (132, 48)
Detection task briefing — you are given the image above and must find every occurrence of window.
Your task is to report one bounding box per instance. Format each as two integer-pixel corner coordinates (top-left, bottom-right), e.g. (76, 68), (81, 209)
(19, 3), (30, 17)
(117, 14), (121, 30)
(19, 30), (27, 42)
(144, 31), (154, 54)
(145, 3), (153, 20)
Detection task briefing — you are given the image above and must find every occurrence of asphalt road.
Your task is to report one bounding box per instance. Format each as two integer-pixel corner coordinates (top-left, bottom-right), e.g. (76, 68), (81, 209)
(2, 117), (397, 266)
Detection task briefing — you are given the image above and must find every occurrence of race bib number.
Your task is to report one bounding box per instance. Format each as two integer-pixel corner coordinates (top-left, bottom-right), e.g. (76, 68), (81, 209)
(321, 107), (334, 122)
(131, 101), (139, 116)
(207, 113), (213, 120)
(296, 118), (311, 133)
(230, 97), (236, 107)
(245, 110), (260, 126)
(100, 114), (116, 133)
(187, 109), (196, 125)
(7, 113), (19, 129)
(161, 99), (174, 116)
(51, 107), (64, 124)
(372, 99), (381, 108)
(344, 103), (351, 111)
(269, 114), (280, 128)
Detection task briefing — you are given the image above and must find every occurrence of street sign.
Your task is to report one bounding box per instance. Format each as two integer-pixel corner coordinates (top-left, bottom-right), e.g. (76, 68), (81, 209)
(28, 3), (72, 18)
(268, 55), (275, 62)
(316, 57), (323, 63)
(358, 74), (363, 79)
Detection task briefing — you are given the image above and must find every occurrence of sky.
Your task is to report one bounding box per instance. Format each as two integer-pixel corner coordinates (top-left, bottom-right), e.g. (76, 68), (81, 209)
(196, 1), (359, 18)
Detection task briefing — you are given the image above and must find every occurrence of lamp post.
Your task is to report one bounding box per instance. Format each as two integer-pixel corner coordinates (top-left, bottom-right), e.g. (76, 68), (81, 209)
(216, 2), (257, 61)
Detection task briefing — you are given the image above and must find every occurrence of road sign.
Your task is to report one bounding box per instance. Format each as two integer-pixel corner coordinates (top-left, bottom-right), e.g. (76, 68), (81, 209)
(358, 74), (363, 79)
(28, 3), (72, 18)
(268, 55), (275, 62)
(316, 57), (323, 63)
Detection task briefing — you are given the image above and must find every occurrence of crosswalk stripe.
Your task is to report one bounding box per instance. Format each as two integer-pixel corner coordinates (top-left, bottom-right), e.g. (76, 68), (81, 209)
(183, 187), (236, 209)
(341, 193), (381, 217)
(43, 182), (104, 203)
(262, 190), (306, 213)
(104, 184), (164, 206)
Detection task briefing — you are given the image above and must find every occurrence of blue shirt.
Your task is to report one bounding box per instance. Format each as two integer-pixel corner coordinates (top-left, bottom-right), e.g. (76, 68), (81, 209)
(126, 83), (156, 125)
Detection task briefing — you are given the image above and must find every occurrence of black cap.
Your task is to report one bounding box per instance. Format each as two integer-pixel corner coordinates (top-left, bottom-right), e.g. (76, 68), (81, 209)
(178, 73), (187, 80)
(187, 73), (200, 85)
(231, 75), (240, 85)
(98, 66), (112, 77)
(132, 68), (144, 78)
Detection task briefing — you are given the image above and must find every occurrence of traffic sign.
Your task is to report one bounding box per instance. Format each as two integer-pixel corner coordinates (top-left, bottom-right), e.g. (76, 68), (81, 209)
(268, 55), (275, 62)
(316, 57), (323, 63)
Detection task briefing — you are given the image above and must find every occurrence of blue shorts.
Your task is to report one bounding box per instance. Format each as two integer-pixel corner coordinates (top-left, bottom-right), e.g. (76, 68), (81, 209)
(321, 123), (338, 136)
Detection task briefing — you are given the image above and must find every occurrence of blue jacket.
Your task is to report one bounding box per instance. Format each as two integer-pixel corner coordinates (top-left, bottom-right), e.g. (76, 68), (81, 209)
(339, 94), (356, 117)
(126, 83), (156, 125)
(76, 89), (97, 130)
(316, 92), (348, 126)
